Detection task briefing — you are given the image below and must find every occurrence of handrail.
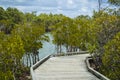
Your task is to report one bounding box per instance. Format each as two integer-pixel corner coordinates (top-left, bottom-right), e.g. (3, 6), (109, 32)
(30, 55), (51, 80)
(30, 51), (89, 80)
(52, 51), (89, 57)
(85, 57), (110, 80)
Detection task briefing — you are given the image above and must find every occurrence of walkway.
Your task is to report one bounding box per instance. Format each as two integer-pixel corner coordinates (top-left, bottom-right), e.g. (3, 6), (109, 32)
(33, 54), (100, 80)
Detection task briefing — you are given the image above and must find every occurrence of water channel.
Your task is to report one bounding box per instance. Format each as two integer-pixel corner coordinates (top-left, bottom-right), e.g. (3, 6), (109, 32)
(38, 33), (66, 59)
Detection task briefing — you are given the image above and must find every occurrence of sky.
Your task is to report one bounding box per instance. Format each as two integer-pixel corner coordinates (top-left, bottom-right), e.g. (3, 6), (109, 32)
(0, 0), (109, 18)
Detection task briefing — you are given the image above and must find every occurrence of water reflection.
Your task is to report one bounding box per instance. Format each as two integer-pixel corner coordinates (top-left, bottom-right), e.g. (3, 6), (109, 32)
(38, 33), (66, 59)
(22, 33), (66, 66)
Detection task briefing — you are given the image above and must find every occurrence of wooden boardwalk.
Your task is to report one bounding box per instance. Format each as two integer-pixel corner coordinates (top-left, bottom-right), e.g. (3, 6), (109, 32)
(34, 54), (100, 80)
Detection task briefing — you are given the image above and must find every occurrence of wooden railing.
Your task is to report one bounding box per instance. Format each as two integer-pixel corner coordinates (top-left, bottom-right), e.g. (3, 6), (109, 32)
(30, 51), (89, 80)
(85, 57), (110, 80)
(52, 51), (89, 57)
(30, 55), (51, 80)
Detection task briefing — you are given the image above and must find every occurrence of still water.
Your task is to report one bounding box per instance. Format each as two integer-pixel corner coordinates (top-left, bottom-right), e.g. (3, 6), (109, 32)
(23, 33), (66, 66)
(38, 33), (66, 59)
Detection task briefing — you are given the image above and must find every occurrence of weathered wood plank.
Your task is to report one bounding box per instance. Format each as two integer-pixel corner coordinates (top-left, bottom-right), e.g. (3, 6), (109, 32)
(33, 54), (100, 80)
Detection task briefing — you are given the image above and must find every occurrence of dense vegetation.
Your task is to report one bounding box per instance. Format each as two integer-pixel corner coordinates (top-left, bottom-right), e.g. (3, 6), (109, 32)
(0, 7), (47, 80)
(0, 6), (69, 79)
(0, 0), (120, 80)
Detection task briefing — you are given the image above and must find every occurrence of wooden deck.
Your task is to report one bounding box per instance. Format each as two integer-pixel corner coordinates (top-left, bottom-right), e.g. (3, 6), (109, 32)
(33, 54), (100, 80)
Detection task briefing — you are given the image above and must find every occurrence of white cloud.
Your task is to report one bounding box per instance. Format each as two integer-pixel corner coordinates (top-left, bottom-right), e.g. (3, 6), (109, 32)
(67, 0), (74, 5)
(15, 0), (26, 2)
(0, 0), (108, 18)
(81, 7), (88, 12)
(67, 0), (77, 9)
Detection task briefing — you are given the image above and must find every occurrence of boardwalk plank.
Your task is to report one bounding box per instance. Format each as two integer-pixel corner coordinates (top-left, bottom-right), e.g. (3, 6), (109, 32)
(34, 54), (100, 80)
